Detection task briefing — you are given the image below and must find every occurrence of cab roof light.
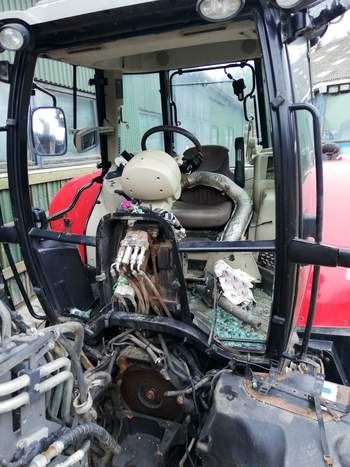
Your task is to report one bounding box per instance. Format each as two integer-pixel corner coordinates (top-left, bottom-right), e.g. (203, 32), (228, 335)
(196, 0), (245, 23)
(0, 24), (30, 52)
(274, 0), (323, 10)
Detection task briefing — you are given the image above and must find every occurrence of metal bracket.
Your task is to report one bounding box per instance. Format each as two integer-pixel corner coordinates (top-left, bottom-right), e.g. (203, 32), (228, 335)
(6, 118), (17, 127)
(270, 95), (285, 110)
(311, 375), (333, 467)
(19, 368), (41, 403)
(258, 365), (279, 395)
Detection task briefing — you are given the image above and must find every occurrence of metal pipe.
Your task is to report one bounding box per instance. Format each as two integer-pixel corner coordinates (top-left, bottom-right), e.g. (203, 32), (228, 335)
(38, 371), (72, 394)
(0, 357), (70, 398)
(55, 441), (90, 467)
(0, 392), (29, 414)
(39, 357), (71, 378)
(61, 372), (74, 424)
(72, 65), (77, 130)
(218, 296), (262, 330)
(182, 172), (252, 241)
(0, 374), (30, 397)
(0, 370), (72, 415)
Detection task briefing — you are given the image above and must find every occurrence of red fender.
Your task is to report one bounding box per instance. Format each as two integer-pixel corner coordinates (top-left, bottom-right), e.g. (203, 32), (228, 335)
(49, 170), (102, 262)
(296, 161), (350, 329)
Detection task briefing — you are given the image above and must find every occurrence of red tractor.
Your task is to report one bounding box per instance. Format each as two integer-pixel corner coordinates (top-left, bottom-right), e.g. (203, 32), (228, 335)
(1, 1), (350, 466)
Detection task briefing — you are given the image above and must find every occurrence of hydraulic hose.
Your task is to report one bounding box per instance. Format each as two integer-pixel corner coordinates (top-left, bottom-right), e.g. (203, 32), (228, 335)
(43, 321), (84, 356)
(29, 423), (120, 467)
(48, 176), (102, 222)
(59, 337), (89, 403)
(182, 171), (252, 241)
(0, 428), (67, 467)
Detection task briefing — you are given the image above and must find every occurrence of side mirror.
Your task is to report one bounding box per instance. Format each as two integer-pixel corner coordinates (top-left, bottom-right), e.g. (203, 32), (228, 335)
(31, 107), (67, 157)
(73, 128), (98, 153)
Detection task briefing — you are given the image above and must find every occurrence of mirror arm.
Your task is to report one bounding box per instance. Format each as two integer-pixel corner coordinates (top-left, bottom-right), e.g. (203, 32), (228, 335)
(33, 82), (57, 107)
(288, 238), (350, 268)
(73, 64), (77, 130)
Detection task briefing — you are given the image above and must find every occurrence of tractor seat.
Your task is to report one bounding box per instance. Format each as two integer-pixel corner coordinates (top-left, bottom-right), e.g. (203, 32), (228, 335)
(173, 145), (234, 230)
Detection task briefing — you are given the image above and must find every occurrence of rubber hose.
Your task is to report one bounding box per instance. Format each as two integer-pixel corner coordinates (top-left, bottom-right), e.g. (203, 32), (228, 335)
(57, 422), (119, 454)
(60, 337), (89, 402)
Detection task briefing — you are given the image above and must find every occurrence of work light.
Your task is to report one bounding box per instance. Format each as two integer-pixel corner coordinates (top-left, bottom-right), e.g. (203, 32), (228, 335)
(196, 0), (244, 22)
(274, 0), (322, 10)
(0, 24), (30, 51)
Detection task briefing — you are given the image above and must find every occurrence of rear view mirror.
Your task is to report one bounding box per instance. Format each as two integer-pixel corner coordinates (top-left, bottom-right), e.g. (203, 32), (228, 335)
(31, 107), (67, 156)
(73, 128), (98, 153)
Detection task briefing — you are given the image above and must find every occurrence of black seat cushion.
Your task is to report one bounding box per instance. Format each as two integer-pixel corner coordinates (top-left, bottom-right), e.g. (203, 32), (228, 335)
(173, 199), (233, 229)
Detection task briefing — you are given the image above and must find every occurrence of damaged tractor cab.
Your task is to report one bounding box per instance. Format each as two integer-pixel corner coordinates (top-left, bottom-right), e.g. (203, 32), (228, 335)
(0, 1), (350, 466)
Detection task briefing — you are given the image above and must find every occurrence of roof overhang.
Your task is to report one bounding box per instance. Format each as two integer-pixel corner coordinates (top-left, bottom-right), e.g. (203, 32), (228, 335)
(0, 0), (158, 25)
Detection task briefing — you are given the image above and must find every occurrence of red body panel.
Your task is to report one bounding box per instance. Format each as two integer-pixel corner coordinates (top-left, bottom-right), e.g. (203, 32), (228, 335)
(296, 161), (350, 328)
(49, 170), (102, 262)
(49, 162), (350, 330)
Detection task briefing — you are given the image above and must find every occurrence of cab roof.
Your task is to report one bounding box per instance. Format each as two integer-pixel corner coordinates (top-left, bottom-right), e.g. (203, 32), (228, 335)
(0, 0), (157, 25)
(0, 0), (259, 73)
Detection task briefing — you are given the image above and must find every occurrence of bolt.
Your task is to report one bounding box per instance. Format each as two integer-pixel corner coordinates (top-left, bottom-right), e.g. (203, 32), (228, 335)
(145, 389), (156, 401)
(176, 395), (184, 406)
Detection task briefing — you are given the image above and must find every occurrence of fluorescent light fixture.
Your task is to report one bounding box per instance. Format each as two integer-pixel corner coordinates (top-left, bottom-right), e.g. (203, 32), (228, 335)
(196, 0), (244, 22)
(0, 24), (30, 52)
(328, 85), (339, 94)
(340, 83), (350, 93)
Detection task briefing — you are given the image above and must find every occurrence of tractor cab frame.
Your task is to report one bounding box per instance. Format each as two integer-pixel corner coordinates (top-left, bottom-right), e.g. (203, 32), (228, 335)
(0, 1), (350, 466)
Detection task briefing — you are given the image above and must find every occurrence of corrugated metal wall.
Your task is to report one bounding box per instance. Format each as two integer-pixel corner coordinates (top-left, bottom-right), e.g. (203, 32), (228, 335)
(0, 0), (95, 92)
(0, 166), (96, 305)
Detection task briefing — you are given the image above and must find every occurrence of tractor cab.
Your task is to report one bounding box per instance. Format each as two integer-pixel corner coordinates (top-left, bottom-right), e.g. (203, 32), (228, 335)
(1, 1), (350, 466)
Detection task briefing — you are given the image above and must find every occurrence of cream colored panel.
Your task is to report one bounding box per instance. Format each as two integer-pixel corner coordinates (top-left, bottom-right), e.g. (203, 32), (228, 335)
(47, 21), (258, 70)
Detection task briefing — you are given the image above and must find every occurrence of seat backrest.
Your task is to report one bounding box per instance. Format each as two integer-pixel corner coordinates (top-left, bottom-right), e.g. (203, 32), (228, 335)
(183, 145), (234, 181)
(181, 145), (234, 205)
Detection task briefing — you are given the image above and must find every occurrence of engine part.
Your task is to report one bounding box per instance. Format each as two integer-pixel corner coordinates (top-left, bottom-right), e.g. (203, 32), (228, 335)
(120, 365), (183, 420)
(0, 330), (74, 463)
(182, 171), (252, 241)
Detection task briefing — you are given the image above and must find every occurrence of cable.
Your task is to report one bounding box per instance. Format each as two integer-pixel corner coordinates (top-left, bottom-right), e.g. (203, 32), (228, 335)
(47, 176), (102, 222)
